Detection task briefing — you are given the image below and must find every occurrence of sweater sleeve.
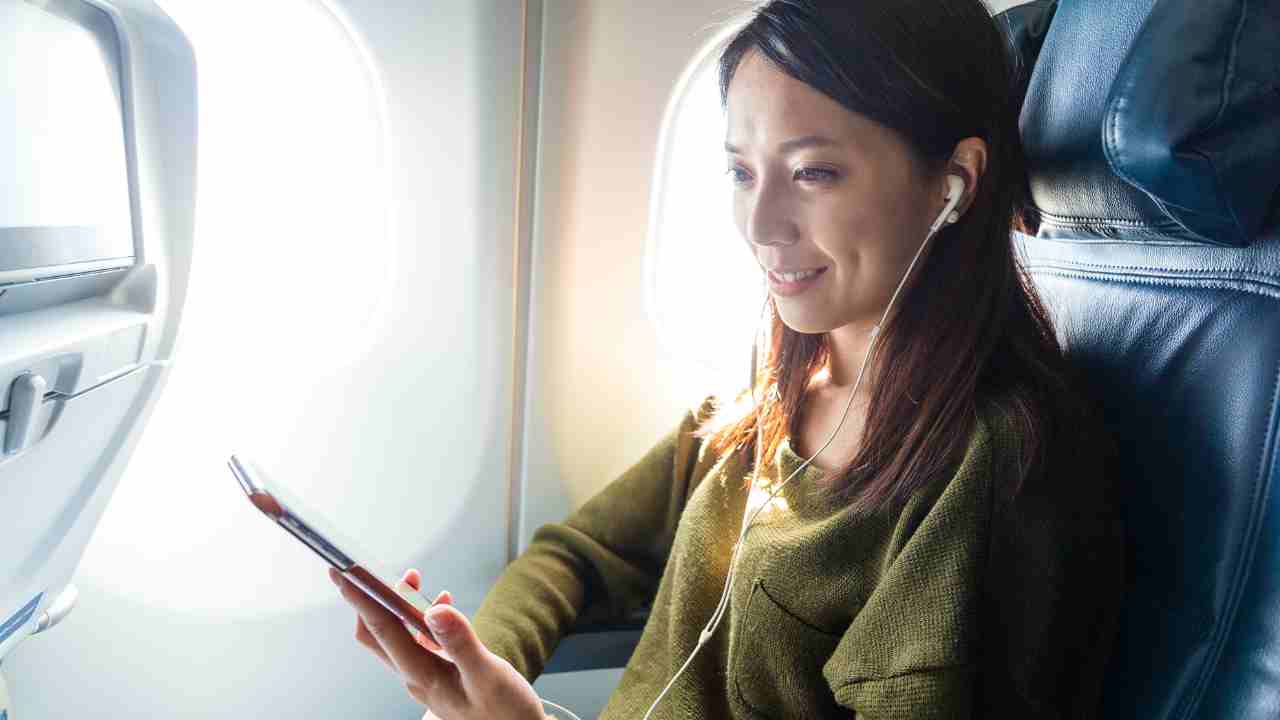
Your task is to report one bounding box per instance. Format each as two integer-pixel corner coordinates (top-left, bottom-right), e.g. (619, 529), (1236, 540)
(471, 397), (717, 681)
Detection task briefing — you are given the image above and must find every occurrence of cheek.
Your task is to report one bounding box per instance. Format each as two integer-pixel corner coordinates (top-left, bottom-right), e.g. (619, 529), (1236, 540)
(809, 204), (869, 263)
(733, 197), (750, 247)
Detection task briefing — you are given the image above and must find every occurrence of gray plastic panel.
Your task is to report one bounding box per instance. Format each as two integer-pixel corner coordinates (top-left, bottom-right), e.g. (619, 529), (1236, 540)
(0, 268), (131, 318)
(0, 367), (150, 661)
(0, 227), (133, 287)
(0, 304), (147, 414)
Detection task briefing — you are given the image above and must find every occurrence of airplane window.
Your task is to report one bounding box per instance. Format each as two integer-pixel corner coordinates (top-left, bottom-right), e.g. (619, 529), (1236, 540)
(646, 27), (765, 401)
(77, 0), (394, 616)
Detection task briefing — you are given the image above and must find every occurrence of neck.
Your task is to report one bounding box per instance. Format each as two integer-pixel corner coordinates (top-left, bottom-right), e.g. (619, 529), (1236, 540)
(822, 321), (879, 398)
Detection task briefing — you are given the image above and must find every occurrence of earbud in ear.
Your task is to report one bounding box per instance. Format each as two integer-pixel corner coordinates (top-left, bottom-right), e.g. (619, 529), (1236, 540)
(929, 174), (967, 233)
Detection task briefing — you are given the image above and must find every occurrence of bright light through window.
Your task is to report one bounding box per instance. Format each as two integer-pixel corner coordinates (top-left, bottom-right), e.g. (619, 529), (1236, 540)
(646, 24), (765, 402)
(79, 0), (395, 616)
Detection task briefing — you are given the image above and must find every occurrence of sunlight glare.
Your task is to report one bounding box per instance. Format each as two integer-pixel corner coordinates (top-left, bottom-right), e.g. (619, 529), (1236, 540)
(77, 0), (399, 617)
(646, 27), (765, 405)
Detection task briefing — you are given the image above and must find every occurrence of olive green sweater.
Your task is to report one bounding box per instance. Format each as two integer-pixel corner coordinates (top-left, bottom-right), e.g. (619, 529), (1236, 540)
(473, 397), (1124, 718)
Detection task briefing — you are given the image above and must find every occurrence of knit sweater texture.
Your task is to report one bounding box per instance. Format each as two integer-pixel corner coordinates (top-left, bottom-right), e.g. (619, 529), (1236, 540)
(472, 396), (1124, 718)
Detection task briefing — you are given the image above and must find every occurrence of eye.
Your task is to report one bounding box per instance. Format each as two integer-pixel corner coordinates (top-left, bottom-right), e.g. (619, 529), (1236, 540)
(793, 166), (839, 183)
(726, 165), (753, 186)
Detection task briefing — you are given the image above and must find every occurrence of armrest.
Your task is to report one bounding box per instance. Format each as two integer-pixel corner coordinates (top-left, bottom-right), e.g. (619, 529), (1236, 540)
(541, 610), (648, 674)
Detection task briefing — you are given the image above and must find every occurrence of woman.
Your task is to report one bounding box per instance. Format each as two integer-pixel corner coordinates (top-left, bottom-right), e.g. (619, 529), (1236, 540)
(330, 0), (1126, 717)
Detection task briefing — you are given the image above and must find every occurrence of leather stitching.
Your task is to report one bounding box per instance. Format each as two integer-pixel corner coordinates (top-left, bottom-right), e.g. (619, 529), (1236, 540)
(1021, 252), (1280, 281)
(1037, 211), (1156, 226)
(1214, 0), (1250, 131)
(1181, 272), (1277, 718)
(1024, 263), (1280, 290)
(1026, 267), (1280, 299)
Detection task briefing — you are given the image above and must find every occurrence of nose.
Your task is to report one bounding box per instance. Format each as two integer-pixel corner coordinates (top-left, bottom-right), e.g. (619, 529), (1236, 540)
(743, 176), (799, 250)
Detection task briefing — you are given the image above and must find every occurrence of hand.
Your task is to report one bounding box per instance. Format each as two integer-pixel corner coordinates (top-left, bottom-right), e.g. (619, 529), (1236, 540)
(330, 566), (547, 720)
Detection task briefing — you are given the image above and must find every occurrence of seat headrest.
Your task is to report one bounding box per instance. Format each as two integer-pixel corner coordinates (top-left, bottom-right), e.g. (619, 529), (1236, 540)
(1018, 0), (1280, 245)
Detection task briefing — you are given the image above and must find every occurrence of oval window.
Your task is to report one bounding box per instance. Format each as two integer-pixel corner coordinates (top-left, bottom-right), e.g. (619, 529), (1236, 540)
(646, 22), (764, 402)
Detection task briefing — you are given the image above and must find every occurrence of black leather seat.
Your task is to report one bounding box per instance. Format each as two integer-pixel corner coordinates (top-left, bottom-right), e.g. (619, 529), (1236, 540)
(1011, 0), (1280, 717)
(550, 3), (1280, 718)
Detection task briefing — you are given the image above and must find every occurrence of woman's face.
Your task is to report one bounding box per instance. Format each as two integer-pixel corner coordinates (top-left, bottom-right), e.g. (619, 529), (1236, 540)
(725, 51), (944, 336)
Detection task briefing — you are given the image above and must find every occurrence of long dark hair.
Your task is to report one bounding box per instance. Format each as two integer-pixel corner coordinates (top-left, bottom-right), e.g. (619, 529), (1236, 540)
(697, 0), (1092, 515)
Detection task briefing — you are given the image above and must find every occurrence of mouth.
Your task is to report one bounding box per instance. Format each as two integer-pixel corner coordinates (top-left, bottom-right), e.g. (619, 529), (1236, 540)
(766, 266), (828, 296)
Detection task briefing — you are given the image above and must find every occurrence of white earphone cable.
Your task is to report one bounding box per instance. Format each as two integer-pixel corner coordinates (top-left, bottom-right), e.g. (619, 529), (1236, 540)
(541, 697), (584, 720)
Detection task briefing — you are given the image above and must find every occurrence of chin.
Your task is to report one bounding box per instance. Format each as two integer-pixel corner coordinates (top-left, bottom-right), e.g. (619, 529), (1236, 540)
(775, 308), (834, 336)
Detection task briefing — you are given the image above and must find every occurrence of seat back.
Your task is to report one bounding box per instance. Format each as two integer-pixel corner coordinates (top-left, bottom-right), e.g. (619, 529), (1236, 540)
(1011, 0), (1280, 716)
(0, 0), (195, 664)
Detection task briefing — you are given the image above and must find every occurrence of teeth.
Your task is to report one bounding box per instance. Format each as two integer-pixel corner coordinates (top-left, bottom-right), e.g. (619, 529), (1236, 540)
(777, 268), (821, 282)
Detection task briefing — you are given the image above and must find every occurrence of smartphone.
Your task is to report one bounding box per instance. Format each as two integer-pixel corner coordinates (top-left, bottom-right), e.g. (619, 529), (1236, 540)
(227, 454), (439, 646)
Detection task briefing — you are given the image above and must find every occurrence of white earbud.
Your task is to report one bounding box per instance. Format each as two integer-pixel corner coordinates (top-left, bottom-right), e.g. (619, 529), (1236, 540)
(930, 174), (966, 234)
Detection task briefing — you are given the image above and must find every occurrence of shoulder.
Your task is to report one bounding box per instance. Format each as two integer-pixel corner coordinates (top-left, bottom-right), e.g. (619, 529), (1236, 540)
(668, 393), (746, 495)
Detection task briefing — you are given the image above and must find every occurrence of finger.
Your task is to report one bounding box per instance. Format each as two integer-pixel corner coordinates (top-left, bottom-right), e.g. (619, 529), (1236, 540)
(355, 615), (394, 670)
(332, 570), (463, 704)
(407, 590), (453, 655)
(389, 579), (450, 653)
(402, 568), (422, 591)
(408, 619), (446, 656)
(422, 604), (493, 679)
(396, 571), (448, 608)
(329, 568), (395, 669)
(335, 568), (433, 658)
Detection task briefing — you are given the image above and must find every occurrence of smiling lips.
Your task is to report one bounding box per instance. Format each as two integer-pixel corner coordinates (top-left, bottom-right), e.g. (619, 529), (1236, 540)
(772, 267), (823, 282)
(767, 266), (828, 296)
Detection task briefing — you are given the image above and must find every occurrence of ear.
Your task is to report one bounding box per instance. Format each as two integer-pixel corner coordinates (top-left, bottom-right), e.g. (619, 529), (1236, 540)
(943, 136), (988, 218)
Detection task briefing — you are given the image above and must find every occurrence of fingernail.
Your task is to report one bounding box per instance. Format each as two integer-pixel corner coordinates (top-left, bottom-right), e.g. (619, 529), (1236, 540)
(426, 609), (449, 642)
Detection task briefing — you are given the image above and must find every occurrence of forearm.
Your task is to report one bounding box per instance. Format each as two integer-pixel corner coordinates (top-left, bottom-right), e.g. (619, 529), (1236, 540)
(474, 398), (714, 681)
(472, 533), (589, 681)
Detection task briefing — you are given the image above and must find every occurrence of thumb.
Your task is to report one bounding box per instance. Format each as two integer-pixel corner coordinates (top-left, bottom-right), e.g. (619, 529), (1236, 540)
(424, 604), (489, 675)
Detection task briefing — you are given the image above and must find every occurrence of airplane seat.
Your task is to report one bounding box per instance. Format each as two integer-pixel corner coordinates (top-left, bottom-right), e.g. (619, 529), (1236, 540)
(548, 2), (1280, 718)
(0, 0), (196, 683)
(1009, 0), (1280, 717)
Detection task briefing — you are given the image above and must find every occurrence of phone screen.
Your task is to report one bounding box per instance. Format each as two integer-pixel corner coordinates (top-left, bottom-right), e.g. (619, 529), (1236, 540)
(227, 455), (439, 645)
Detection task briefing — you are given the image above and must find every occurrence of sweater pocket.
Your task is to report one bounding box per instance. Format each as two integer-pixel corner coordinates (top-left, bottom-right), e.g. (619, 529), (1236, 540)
(730, 578), (844, 719)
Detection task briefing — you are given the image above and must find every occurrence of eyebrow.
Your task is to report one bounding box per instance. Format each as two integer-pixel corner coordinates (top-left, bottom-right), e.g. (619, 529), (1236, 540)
(724, 134), (841, 155)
